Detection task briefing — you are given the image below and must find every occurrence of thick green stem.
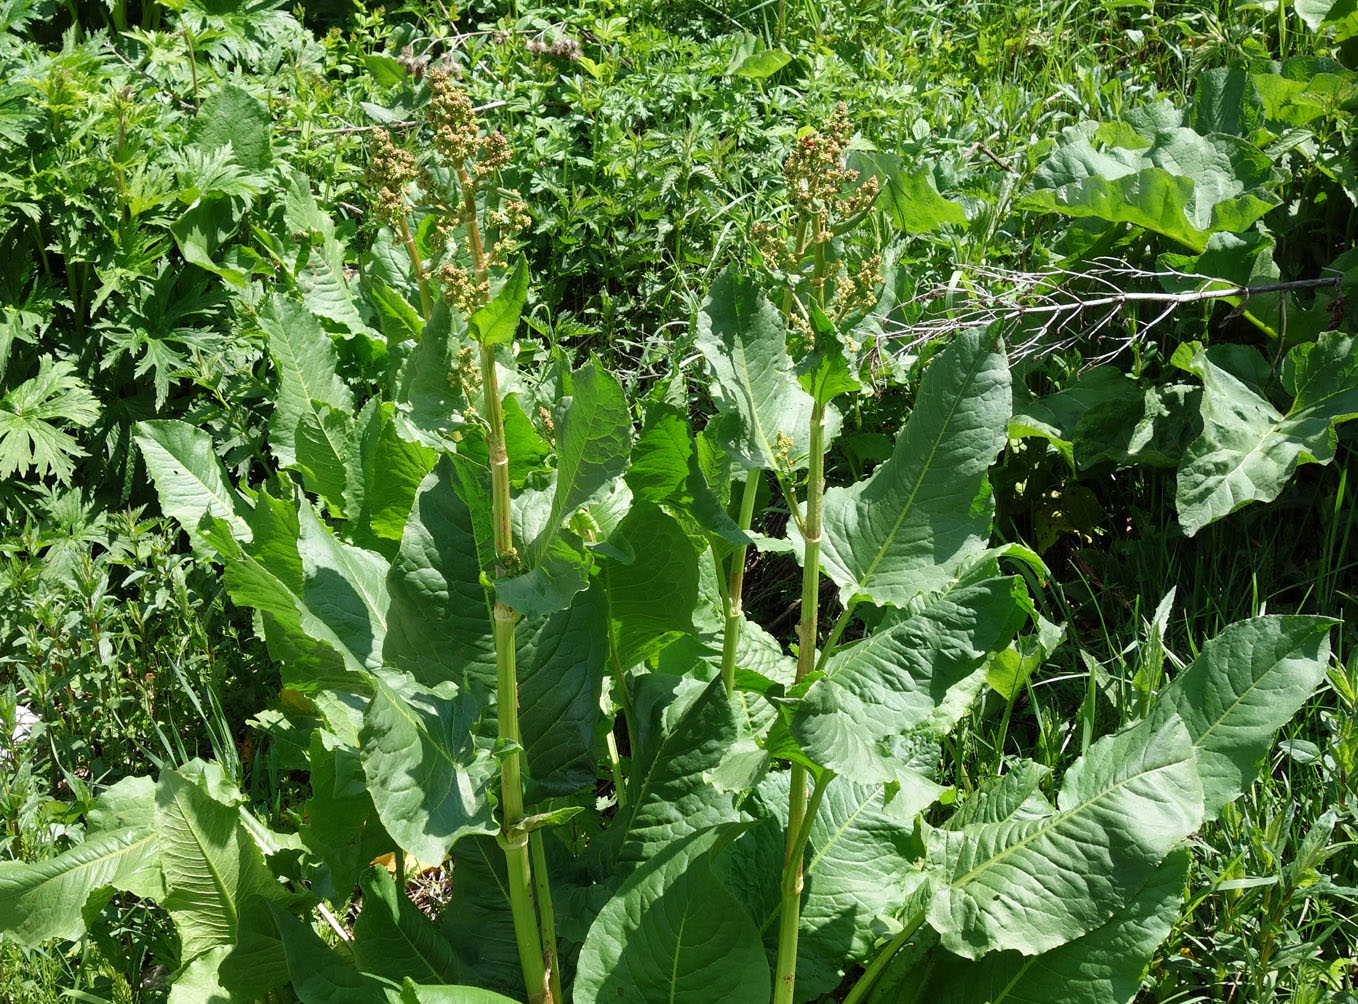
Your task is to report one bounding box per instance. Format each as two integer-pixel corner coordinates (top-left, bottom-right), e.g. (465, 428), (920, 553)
(481, 338), (553, 1004)
(773, 400), (828, 1004)
(719, 470), (762, 695)
(399, 217), (434, 318)
(530, 831), (563, 1004)
(840, 908), (927, 1004)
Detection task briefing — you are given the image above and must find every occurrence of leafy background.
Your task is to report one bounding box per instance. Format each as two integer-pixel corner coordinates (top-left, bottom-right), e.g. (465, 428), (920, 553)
(1, 0), (1356, 1001)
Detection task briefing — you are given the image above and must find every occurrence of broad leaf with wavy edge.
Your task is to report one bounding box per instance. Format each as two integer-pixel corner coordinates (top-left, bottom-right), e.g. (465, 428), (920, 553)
(575, 824), (769, 1004)
(1174, 333), (1358, 535)
(359, 678), (499, 864)
(812, 328), (1010, 608)
(925, 715), (1202, 958)
(1151, 614), (1334, 820)
(260, 294), (354, 468)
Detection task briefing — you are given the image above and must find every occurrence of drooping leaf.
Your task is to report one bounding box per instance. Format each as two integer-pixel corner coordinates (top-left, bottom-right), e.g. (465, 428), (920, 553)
(575, 824), (770, 1004)
(156, 762), (283, 958)
(343, 400), (438, 551)
(135, 419), (253, 543)
(352, 865), (461, 985)
(696, 266), (838, 472)
(1151, 615), (1334, 820)
(1174, 334), (1358, 535)
(359, 679), (499, 864)
(172, 195), (251, 287)
(267, 900), (390, 1004)
(601, 503), (700, 670)
(925, 715), (1203, 958)
(259, 294), (355, 469)
(616, 676), (742, 869)
(301, 731), (395, 903)
(814, 328), (1010, 608)
(296, 503), (390, 673)
(295, 402), (355, 515)
(384, 456), (496, 692)
(793, 577), (1029, 783)
(398, 982), (523, 1004)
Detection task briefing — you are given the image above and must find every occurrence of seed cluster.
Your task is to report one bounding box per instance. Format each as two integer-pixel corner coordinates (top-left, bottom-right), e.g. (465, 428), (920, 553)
(367, 128), (420, 224)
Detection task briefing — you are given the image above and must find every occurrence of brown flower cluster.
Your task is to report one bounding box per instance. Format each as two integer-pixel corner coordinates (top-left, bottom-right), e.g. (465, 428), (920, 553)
(526, 35), (582, 60)
(368, 128), (420, 223)
(783, 102), (879, 241)
(437, 262), (489, 315)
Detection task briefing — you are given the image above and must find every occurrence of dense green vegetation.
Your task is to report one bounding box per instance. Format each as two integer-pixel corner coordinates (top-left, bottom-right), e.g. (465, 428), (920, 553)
(1, 1), (1356, 1002)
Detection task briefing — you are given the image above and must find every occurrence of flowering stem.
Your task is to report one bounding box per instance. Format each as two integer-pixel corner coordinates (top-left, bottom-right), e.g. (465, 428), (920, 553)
(773, 398), (828, 1004)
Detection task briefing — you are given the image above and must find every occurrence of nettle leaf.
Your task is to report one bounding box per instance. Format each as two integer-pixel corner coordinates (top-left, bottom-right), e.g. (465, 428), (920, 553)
(575, 824), (770, 1004)
(878, 848), (1190, 1004)
(847, 151), (967, 234)
(467, 256), (528, 346)
(1174, 333), (1358, 535)
(360, 679), (499, 864)
(260, 294), (355, 469)
(1151, 615), (1333, 821)
(0, 778), (161, 947)
(814, 328), (1010, 608)
(135, 419), (253, 543)
(156, 762), (284, 958)
(616, 676), (742, 869)
(0, 356), (99, 483)
(352, 865), (462, 985)
(1021, 113), (1279, 252)
(384, 456), (496, 692)
(188, 84), (272, 173)
(793, 577), (1029, 784)
(925, 715), (1203, 958)
(697, 266), (839, 472)
(601, 502), (700, 670)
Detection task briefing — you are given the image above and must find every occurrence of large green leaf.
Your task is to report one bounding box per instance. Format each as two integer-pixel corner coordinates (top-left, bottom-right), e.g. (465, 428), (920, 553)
(848, 152), (967, 234)
(467, 257), (528, 346)
(518, 582), (608, 799)
(1021, 110), (1279, 252)
(436, 836), (523, 997)
(260, 294), (354, 468)
(156, 762), (283, 958)
(1152, 615), (1333, 821)
(296, 503), (390, 673)
(135, 419), (253, 543)
(575, 825), (770, 1004)
(295, 402), (355, 515)
(301, 731), (394, 902)
(875, 849), (1190, 1004)
(925, 715), (1203, 958)
(359, 679), (499, 864)
(793, 577), (1029, 783)
(601, 503), (700, 671)
(384, 456), (496, 692)
(0, 776), (162, 946)
(398, 983), (522, 1004)
(539, 358), (632, 560)
(728, 774), (938, 1000)
(616, 676), (742, 869)
(343, 400), (438, 552)
(1174, 334), (1358, 535)
(352, 865), (461, 985)
(814, 328), (1010, 608)
(267, 900), (390, 1004)
(696, 266), (837, 473)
